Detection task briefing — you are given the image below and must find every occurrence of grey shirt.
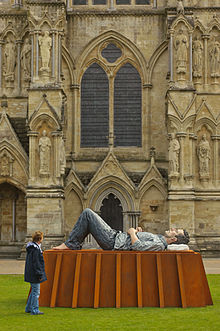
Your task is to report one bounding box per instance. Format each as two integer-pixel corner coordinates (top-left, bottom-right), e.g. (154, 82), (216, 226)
(114, 231), (168, 251)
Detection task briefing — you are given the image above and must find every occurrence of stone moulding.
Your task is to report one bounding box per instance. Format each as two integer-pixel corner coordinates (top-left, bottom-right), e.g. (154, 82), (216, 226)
(68, 9), (165, 17)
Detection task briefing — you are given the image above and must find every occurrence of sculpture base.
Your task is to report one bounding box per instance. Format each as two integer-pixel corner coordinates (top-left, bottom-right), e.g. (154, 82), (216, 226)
(39, 250), (212, 308)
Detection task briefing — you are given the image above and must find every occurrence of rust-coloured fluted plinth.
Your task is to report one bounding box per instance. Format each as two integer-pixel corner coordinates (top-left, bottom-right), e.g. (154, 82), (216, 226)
(38, 250), (213, 308)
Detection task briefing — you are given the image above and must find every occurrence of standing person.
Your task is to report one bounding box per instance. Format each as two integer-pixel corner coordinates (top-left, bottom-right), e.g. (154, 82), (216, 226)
(38, 31), (52, 70)
(197, 134), (211, 176)
(174, 29), (189, 73)
(209, 37), (220, 77)
(24, 231), (47, 315)
(193, 37), (203, 77)
(39, 130), (51, 175)
(21, 38), (31, 81)
(168, 133), (180, 175)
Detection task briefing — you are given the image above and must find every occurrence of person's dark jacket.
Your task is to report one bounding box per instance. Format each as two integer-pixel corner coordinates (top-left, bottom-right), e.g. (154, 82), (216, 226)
(24, 242), (47, 283)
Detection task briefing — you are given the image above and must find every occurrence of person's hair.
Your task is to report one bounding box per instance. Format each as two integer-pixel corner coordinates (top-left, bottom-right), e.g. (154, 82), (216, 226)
(32, 231), (43, 243)
(174, 230), (190, 244)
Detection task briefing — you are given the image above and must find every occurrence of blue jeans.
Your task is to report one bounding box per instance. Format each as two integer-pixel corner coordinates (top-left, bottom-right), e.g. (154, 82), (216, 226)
(65, 208), (117, 250)
(25, 283), (40, 314)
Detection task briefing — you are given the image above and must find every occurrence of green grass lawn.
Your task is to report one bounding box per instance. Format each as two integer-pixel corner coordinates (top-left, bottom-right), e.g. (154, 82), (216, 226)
(0, 275), (219, 331)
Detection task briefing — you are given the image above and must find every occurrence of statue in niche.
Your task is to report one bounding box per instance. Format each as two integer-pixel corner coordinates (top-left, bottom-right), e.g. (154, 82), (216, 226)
(193, 37), (203, 78)
(0, 154), (10, 176)
(38, 31), (52, 71)
(168, 133), (180, 175)
(4, 37), (16, 81)
(60, 136), (66, 175)
(197, 134), (210, 176)
(176, 0), (184, 15)
(174, 29), (189, 74)
(209, 37), (220, 78)
(21, 39), (31, 81)
(39, 130), (51, 175)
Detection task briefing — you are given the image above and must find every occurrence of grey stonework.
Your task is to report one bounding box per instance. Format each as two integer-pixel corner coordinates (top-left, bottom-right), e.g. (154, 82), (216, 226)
(0, 0), (220, 258)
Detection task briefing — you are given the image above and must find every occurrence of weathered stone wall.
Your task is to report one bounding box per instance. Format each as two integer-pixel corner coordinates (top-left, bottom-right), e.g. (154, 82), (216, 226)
(0, 0), (220, 256)
(26, 197), (64, 236)
(139, 185), (168, 234)
(64, 189), (83, 237)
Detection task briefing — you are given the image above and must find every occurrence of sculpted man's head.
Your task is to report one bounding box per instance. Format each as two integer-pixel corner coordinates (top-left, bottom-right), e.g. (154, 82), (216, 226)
(164, 228), (190, 245)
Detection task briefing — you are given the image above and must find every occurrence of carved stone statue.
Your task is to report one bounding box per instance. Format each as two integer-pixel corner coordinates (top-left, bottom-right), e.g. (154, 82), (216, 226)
(38, 31), (52, 71)
(168, 133), (180, 175)
(197, 134), (210, 176)
(177, 0), (184, 15)
(60, 136), (66, 175)
(4, 38), (16, 81)
(21, 38), (31, 81)
(193, 37), (203, 78)
(0, 154), (10, 176)
(39, 130), (51, 175)
(174, 29), (189, 74)
(209, 38), (220, 78)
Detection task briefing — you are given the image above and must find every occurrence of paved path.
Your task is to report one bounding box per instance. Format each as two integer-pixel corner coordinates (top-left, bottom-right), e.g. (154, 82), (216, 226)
(0, 258), (219, 275)
(202, 258), (220, 274)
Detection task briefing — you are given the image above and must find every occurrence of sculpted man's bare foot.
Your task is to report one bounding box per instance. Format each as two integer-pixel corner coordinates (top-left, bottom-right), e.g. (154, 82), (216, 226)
(53, 243), (70, 250)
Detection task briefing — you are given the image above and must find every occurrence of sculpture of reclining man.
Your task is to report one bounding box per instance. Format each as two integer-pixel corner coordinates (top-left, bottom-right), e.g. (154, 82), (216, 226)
(53, 208), (190, 251)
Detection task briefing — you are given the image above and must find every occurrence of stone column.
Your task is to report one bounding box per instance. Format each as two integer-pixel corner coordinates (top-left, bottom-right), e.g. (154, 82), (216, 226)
(33, 30), (40, 81)
(202, 34), (210, 89)
(70, 84), (80, 154)
(211, 135), (220, 187)
(58, 32), (63, 83)
(51, 30), (56, 79)
(109, 0), (114, 10)
(184, 133), (195, 188)
(177, 133), (187, 186)
(51, 131), (61, 179)
(189, 33), (193, 83)
(143, 83), (152, 153)
(48, 29), (62, 83)
(16, 40), (22, 94)
(30, 33), (34, 83)
(169, 31), (174, 82)
(189, 133), (194, 176)
(109, 75), (114, 140)
(123, 211), (140, 232)
(0, 40), (3, 94)
(12, 197), (17, 241)
(27, 131), (38, 182)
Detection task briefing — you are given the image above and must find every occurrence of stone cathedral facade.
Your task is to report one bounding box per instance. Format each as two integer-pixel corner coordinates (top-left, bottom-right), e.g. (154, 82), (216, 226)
(0, 0), (220, 257)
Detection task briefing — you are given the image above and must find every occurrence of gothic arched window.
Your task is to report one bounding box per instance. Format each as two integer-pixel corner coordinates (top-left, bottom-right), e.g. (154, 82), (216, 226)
(114, 63), (142, 147)
(81, 63), (109, 147)
(80, 45), (142, 149)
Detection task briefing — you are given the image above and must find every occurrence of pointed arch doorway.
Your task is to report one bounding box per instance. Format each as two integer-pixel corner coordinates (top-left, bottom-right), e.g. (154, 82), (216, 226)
(100, 193), (123, 231)
(0, 182), (26, 242)
(86, 187), (134, 248)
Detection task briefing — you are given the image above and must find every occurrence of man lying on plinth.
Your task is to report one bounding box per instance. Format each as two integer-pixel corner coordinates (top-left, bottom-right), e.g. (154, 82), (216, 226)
(53, 208), (189, 251)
